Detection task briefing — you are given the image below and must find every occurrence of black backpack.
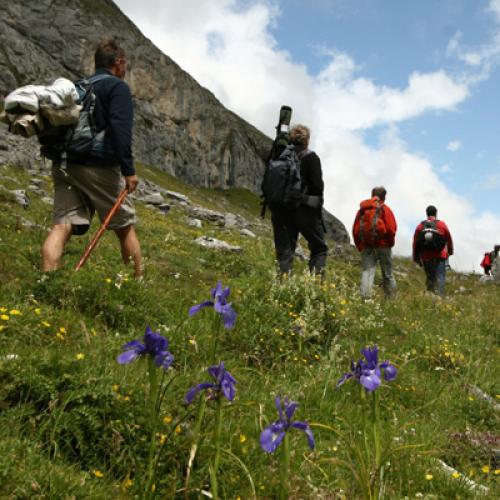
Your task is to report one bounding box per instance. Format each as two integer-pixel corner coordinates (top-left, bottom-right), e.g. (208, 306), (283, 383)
(416, 219), (446, 252)
(40, 73), (114, 162)
(261, 145), (302, 209)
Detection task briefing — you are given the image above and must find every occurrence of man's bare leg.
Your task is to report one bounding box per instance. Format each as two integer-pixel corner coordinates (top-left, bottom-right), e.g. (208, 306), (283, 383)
(115, 225), (142, 278)
(41, 224), (73, 271)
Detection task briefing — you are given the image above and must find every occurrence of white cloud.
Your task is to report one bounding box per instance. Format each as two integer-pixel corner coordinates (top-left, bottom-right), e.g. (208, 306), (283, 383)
(446, 1), (500, 73)
(440, 163), (453, 173)
(474, 173), (500, 191)
(447, 140), (461, 152)
(115, 0), (500, 272)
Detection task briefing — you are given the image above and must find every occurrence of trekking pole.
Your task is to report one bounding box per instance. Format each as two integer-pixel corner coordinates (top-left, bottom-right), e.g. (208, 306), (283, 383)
(75, 188), (128, 271)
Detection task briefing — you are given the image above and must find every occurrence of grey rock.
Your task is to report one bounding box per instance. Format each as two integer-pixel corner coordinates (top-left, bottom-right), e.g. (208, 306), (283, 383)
(142, 192), (165, 205)
(240, 228), (256, 238)
(194, 236), (242, 252)
(158, 203), (170, 214)
(166, 190), (190, 204)
(224, 212), (250, 229)
(322, 209), (350, 243)
(295, 244), (308, 261)
(188, 218), (202, 228)
(189, 206), (225, 225)
(0, 0), (351, 244)
(10, 189), (29, 208)
(41, 196), (53, 205)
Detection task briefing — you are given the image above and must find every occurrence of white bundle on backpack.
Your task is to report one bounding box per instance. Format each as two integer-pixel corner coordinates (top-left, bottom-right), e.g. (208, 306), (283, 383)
(5, 77), (78, 113)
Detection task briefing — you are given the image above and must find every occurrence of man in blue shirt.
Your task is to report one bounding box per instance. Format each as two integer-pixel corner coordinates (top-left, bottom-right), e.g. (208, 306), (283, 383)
(41, 39), (142, 277)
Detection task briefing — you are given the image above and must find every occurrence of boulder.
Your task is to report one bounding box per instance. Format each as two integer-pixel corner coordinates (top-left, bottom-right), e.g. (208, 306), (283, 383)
(194, 236), (242, 252)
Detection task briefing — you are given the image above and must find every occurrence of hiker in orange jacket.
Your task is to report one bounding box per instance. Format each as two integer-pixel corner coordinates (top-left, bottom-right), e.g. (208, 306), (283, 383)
(412, 205), (453, 296)
(352, 186), (397, 299)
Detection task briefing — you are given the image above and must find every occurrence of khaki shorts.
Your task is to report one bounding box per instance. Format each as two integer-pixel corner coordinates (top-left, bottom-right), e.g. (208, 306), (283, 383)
(52, 163), (137, 232)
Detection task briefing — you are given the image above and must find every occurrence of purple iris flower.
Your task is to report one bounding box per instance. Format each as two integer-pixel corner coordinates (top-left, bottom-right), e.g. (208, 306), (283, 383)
(188, 281), (237, 329)
(337, 345), (397, 392)
(260, 396), (315, 454)
(117, 326), (174, 370)
(185, 362), (237, 404)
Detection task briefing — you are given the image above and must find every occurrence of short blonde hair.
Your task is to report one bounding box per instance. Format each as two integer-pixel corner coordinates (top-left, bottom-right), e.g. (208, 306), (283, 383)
(290, 124), (310, 147)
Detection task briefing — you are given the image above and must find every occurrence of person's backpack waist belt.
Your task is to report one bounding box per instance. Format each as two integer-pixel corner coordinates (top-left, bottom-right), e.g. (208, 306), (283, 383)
(301, 194), (322, 208)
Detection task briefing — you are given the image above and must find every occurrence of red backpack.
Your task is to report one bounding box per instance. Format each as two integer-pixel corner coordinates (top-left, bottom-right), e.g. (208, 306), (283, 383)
(359, 197), (387, 246)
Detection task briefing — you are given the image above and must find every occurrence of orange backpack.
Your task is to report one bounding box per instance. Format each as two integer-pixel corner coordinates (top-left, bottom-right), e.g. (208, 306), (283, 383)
(359, 197), (387, 246)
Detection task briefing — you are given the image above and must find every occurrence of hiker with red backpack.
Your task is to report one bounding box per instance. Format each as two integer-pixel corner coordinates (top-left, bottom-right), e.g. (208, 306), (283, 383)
(480, 252), (493, 276)
(352, 186), (397, 299)
(412, 205), (453, 296)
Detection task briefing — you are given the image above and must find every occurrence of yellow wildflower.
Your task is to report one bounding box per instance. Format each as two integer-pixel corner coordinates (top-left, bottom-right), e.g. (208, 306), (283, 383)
(239, 434), (246, 443)
(159, 433), (166, 444)
(104, 278), (112, 284)
(452, 472), (460, 479)
(92, 470), (104, 478)
(0, 307), (6, 312)
(76, 353), (85, 360)
(112, 384), (120, 392)
(56, 333), (65, 341)
(482, 465), (490, 474)
(175, 424), (182, 434)
(494, 469), (500, 475)
(34, 308), (41, 315)
(188, 339), (196, 345)
(41, 321), (51, 327)
(425, 474), (433, 481)
(122, 477), (133, 489)
(1, 314), (9, 321)
(0, 325), (5, 332)
(124, 396), (130, 402)
(9, 309), (21, 315)
(163, 415), (173, 424)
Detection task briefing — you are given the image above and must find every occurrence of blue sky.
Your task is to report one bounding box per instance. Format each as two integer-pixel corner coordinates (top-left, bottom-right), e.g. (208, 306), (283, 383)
(270, 0), (500, 212)
(115, 0), (500, 270)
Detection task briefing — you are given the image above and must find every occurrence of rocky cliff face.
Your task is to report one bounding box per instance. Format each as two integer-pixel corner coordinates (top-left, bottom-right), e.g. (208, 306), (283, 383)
(0, 0), (349, 242)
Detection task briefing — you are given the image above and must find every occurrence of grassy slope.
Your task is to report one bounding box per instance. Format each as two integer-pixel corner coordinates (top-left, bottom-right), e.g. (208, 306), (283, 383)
(0, 163), (498, 499)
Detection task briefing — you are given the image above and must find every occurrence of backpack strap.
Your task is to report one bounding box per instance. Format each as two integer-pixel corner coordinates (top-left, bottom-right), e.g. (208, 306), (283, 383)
(87, 73), (115, 84)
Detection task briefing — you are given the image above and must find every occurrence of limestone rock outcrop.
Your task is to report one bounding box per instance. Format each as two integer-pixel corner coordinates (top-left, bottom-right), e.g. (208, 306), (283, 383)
(0, 0), (349, 242)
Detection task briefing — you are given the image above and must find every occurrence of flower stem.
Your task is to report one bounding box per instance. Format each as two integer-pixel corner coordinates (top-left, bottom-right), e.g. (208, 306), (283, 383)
(371, 390), (382, 500)
(210, 396), (224, 500)
(371, 390), (381, 470)
(210, 314), (222, 364)
(184, 393), (207, 498)
(145, 357), (159, 499)
(279, 432), (290, 500)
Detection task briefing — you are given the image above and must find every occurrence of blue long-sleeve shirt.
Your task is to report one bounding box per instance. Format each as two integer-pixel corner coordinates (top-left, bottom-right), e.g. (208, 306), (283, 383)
(81, 67), (135, 176)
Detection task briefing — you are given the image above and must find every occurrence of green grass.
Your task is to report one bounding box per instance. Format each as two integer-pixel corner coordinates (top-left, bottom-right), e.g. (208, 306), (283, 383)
(0, 162), (498, 498)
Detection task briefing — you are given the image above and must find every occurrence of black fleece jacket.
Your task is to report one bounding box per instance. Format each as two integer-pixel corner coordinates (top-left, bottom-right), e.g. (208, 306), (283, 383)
(80, 68), (135, 176)
(300, 151), (324, 197)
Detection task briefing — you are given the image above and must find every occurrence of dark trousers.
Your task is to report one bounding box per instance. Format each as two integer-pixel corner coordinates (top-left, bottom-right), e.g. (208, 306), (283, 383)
(423, 258), (446, 296)
(271, 206), (328, 275)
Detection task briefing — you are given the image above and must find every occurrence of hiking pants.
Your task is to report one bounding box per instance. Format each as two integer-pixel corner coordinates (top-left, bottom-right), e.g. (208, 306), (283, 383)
(271, 206), (328, 275)
(360, 247), (396, 298)
(423, 258), (446, 296)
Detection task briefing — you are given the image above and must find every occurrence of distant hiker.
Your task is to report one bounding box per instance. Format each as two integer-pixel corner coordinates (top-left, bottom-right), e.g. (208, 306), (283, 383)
(352, 186), (397, 299)
(265, 124), (328, 276)
(41, 39), (142, 277)
(412, 205), (453, 296)
(480, 252), (493, 276)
